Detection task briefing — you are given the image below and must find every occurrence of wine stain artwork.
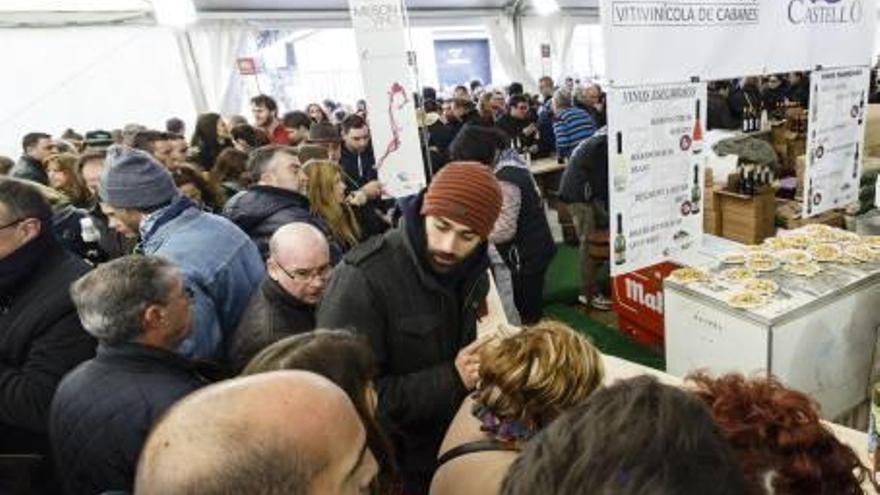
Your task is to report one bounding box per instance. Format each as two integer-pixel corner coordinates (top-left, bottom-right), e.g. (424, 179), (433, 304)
(608, 82), (708, 276)
(348, 0), (427, 198)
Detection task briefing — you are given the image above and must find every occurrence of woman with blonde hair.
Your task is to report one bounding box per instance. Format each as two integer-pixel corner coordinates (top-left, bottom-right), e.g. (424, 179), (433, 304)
(304, 160), (387, 252)
(45, 152), (93, 208)
(430, 321), (604, 495)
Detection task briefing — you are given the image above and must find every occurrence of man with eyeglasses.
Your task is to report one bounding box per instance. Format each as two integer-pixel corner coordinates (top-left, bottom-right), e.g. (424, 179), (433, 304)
(495, 94), (539, 155)
(50, 255), (212, 495)
(224, 144), (338, 261)
(0, 179), (96, 464)
(227, 223), (330, 372)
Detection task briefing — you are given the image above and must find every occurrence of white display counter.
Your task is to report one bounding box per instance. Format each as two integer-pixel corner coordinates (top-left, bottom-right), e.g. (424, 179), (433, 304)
(664, 235), (880, 422)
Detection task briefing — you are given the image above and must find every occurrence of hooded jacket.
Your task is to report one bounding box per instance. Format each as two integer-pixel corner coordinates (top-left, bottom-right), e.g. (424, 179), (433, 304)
(223, 185), (339, 261)
(316, 194), (489, 494)
(140, 196), (264, 362)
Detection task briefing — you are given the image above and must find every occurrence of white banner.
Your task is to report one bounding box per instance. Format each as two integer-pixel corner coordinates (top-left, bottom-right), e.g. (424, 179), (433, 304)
(608, 82), (707, 275)
(804, 66), (869, 217)
(600, 0), (876, 86)
(349, 0), (426, 198)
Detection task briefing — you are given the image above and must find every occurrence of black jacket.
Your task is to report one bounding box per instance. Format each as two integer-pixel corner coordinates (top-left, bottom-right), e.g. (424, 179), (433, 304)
(0, 235), (95, 454)
(316, 195), (489, 494)
(339, 144), (378, 193)
(559, 128), (609, 208)
(226, 277), (316, 372)
(495, 114), (537, 152)
(495, 163), (557, 274)
(10, 155), (48, 185)
(223, 185), (338, 261)
(50, 343), (207, 494)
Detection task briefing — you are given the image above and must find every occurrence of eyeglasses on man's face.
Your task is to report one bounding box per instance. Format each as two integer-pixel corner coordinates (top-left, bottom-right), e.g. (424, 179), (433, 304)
(276, 261), (332, 282)
(0, 218), (26, 231)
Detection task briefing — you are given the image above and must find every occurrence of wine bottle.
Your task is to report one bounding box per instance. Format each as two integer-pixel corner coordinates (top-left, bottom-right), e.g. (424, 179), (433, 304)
(760, 108), (769, 132)
(690, 165), (701, 214)
(742, 107), (750, 133)
(744, 172), (755, 196)
(612, 131), (628, 192)
(737, 168), (747, 194)
(853, 143), (861, 179)
(806, 178), (814, 215)
(811, 84), (819, 122)
(692, 99), (703, 155)
(858, 92), (866, 126)
(614, 213), (626, 266)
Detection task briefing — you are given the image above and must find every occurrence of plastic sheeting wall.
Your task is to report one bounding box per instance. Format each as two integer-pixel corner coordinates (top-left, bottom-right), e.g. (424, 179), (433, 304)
(0, 26), (196, 158)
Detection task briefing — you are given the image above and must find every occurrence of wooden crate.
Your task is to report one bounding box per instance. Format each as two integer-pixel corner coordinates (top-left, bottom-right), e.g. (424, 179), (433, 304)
(776, 199), (845, 230)
(716, 188), (776, 245)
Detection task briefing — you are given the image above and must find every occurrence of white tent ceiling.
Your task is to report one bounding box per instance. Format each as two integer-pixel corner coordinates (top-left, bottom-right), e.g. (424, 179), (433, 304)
(0, 0), (599, 27)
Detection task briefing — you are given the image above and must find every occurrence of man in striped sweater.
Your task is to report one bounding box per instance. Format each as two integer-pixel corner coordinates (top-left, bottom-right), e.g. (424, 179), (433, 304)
(552, 87), (597, 160)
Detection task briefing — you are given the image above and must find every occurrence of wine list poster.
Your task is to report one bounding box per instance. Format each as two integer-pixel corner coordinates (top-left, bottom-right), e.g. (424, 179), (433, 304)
(349, 0), (426, 198)
(607, 82), (707, 276)
(804, 66), (869, 217)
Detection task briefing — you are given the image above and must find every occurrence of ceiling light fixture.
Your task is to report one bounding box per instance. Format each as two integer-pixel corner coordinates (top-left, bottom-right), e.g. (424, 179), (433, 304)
(152, 0), (196, 27)
(532, 0), (560, 16)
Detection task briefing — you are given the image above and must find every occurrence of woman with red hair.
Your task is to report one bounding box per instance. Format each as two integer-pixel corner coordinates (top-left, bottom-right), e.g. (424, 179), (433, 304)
(688, 373), (877, 494)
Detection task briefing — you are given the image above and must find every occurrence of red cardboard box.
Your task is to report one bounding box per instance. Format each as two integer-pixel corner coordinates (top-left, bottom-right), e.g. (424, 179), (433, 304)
(612, 261), (680, 350)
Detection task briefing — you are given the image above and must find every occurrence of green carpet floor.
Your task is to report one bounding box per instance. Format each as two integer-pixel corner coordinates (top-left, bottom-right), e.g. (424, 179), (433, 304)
(542, 245), (666, 371)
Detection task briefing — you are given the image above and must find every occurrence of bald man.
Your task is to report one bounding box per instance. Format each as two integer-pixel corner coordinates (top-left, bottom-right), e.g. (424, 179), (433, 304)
(135, 371), (378, 495)
(226, 223), (331, 371)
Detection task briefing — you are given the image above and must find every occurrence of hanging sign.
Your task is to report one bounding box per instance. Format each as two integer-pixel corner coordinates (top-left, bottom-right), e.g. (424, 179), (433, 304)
(600, 0), (876, 86)
(803, 66), (869, 217)
(349, 0), (427, 197)
(236, 58), (258, 76)
(608, 82), (708, 275)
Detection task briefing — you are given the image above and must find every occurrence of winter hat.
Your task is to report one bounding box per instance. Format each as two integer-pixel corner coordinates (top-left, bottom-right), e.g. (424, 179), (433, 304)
(421, 162), (502, 239)
(99, 145), (177, 210)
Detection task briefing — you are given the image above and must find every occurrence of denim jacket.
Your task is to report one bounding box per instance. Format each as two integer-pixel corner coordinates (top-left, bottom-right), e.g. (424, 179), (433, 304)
(140, 196), (265, 361)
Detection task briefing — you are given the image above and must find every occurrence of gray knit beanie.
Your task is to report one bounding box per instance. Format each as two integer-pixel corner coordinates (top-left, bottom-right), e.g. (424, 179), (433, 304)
(99, 145), (177, 209)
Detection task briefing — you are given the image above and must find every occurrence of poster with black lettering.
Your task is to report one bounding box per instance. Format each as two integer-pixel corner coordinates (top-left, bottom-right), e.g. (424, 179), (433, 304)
(349, 0), (426, 198)
(608, 82), (707, 276)
(600, 0), (875, 86)
(803, 66), (869, 217)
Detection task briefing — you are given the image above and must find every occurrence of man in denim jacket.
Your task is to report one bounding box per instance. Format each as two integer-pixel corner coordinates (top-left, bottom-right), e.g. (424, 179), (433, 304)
(99, 146), (264, 362)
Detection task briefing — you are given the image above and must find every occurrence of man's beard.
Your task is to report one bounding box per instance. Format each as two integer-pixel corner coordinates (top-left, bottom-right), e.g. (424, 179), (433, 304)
(427, 249), (462, 273)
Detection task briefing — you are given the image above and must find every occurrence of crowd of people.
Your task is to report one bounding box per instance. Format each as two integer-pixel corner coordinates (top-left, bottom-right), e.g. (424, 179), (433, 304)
(0, 79), (876, 495)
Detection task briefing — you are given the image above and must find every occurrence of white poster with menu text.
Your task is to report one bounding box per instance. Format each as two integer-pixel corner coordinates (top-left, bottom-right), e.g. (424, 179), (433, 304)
(803, 66), (869, 217)
(349, 0), (426, 198)
(608, 82), (707, 275)
(600, 0), (876, 86)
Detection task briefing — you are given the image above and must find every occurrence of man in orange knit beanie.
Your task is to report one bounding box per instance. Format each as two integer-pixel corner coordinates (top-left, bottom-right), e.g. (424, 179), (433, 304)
(318, 162), (502, 495)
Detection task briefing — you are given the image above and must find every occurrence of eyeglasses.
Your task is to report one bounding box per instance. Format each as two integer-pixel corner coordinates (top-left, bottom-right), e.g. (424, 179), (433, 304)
(0, 218), (24, 231)
(275, 261), (332, 282)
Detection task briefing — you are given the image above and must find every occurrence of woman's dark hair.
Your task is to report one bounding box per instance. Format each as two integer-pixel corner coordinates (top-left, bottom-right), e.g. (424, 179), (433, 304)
(190, 113), (229, 171)
(243, 330), (397, 494)
(501, 375), (747, 495)
(230, 124), (270, 150)
(170, 164), (224, 211)
(448, 124), (508, 167)
(306, 103), (330, 124)
(211, 148), (249, 186)
(688, 372), (878, 495)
